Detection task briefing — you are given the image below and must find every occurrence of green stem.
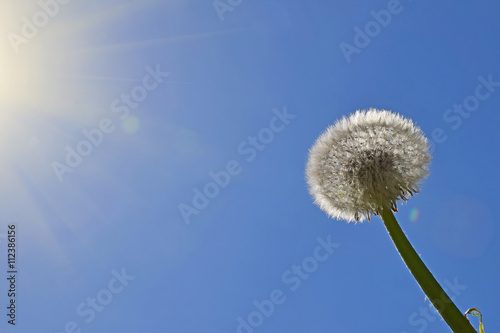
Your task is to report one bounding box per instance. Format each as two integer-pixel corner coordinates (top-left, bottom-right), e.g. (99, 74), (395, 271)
(379, 207), (477, 333)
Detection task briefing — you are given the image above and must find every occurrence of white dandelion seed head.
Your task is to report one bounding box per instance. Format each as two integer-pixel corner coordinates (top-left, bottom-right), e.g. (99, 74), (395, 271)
(306, 108), (432, 222)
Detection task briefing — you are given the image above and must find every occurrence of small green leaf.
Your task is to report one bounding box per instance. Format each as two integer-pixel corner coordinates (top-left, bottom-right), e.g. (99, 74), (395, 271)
(465, 308), (485, 333)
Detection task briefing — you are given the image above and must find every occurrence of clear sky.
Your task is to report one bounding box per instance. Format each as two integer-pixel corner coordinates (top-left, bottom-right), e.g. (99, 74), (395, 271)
(0, 0), (499, 332)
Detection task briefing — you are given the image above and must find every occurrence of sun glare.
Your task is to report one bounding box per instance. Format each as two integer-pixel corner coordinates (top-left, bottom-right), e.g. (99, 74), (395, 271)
(0, 3), (56, 158)
(0, 1), (112, 259)
(0, 44), (44, 109)
(0, 0), (182, 267)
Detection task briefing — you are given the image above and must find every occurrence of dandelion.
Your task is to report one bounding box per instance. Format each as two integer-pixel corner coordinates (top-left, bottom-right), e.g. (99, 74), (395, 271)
(306, 108), (431, 222)
(306, 108), (479, 333)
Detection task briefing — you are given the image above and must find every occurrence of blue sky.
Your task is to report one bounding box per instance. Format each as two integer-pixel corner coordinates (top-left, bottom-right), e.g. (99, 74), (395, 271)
(1, 0), (499, 332)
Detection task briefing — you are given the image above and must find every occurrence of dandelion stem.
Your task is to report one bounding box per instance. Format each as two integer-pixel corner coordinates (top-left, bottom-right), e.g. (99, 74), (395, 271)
(379, 207), (477, 333)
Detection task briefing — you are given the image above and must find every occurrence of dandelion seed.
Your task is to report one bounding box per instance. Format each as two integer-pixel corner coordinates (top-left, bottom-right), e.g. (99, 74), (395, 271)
(306, 108), (431, 222)
(305, 109), (479, 333)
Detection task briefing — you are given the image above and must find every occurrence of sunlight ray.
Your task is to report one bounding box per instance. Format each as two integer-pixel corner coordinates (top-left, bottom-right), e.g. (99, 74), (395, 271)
(60, 75), (143, 83)
(69, 28), (254, 54)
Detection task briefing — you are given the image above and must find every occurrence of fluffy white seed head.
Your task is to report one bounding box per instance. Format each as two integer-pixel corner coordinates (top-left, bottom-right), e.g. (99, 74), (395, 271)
(306, 108), (431, 222)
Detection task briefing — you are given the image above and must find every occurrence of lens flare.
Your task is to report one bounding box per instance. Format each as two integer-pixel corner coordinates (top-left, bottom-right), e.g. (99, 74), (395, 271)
(409, 208), (420, 222)
(122, 116), (140, 134)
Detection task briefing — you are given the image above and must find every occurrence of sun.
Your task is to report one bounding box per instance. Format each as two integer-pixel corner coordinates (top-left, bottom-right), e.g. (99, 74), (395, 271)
(0, 2), (50, 110)
(0, 42), (45, 110)
(0, 0), (112, 145)
(0, 2), (63, 159)
(0, 0), (186, 270)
